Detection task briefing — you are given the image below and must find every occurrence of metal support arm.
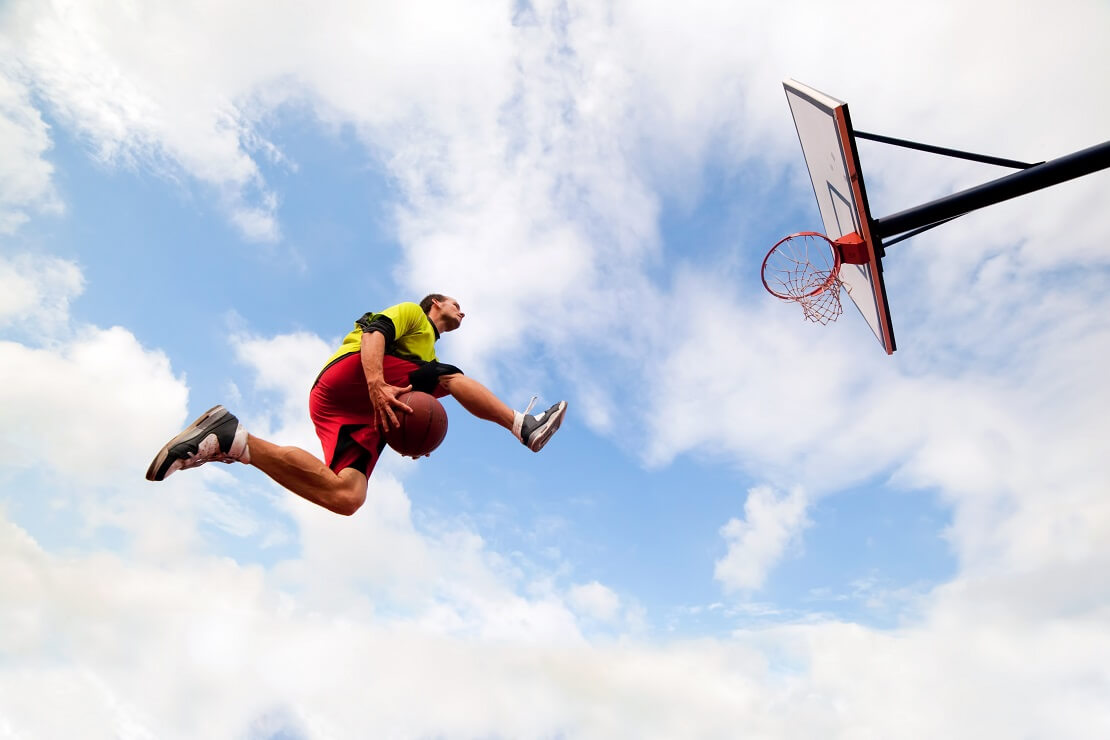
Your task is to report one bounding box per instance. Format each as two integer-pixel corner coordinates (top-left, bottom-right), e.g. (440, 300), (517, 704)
(854, 130), (1042, 170)
(874, 140), (1110, 241)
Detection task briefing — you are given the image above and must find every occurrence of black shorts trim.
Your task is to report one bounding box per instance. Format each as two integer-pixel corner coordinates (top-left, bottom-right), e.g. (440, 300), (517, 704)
(333, 423), (387, 473)
(408, 361), (464, 393)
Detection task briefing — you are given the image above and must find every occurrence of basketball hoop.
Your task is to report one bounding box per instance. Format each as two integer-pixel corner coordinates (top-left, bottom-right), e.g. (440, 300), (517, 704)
(761, 231), (868, 325)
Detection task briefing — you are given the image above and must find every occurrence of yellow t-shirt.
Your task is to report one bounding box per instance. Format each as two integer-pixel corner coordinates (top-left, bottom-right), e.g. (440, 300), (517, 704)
(321, 302), (440, 372)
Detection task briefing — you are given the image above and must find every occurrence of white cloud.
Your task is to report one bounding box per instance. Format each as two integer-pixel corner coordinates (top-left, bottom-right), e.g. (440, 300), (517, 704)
(568, 580), (621, 623)
(0, 327), (185, 481)
(5, 510), (1109, 738)
(0, 255), (276, 560)
(0, 70), (62, 232)
(715, 486), (811, 592)
(3, 0), (286, 241)
(0, 256), (184, 484)
(0, 253), (83, 334)
(0, 0), (526, 243)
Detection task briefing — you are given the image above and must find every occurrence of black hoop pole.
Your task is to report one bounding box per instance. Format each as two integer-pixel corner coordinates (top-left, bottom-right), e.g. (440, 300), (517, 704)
(874, 140), (1110, 241)
(880, 215), (962, 248)
(855, 130), (1042, 169)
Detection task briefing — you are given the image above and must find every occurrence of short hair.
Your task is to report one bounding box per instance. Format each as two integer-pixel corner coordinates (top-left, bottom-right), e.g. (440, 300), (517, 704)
(419, 294), (448, 314)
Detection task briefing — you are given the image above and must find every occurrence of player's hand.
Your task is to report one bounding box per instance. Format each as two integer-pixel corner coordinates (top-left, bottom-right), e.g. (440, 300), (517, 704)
(367, 380), (413, 431)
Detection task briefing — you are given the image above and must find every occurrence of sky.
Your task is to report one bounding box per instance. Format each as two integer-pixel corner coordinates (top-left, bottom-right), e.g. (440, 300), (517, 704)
(1, 0), (1108, 737)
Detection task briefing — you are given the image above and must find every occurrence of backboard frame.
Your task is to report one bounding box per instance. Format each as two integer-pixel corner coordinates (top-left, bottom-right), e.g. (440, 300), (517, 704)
(784, 79), (896, 354)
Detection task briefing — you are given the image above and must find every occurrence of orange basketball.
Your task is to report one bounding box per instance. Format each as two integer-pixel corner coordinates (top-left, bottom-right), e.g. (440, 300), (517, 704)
(384, 391), (448, 457)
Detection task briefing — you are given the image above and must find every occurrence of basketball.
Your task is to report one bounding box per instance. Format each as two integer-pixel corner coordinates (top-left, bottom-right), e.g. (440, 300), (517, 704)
(384, 391), (448, 457)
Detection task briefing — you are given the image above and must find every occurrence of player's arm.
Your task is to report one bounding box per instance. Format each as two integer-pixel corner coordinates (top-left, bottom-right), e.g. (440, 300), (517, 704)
(360, 329), (412, 430)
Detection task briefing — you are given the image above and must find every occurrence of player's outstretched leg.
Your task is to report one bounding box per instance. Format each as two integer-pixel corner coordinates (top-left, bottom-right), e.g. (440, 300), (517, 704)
(436, 374), (567, 452)
(512, 397), (567, 452)
(145, 405), (251, 481)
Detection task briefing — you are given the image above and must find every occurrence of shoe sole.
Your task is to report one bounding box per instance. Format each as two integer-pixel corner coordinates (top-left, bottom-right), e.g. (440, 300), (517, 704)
(145, 405), (230, 481)
(527, 401), (567, 452)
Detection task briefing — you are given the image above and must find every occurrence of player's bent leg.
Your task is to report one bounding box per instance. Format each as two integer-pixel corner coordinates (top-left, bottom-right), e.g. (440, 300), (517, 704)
(247, 436), (368, 516)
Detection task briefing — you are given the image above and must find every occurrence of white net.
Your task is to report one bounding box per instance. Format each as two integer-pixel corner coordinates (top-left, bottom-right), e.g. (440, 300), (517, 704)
(762, 232), (845, 324)
(796, 275), (844, 324)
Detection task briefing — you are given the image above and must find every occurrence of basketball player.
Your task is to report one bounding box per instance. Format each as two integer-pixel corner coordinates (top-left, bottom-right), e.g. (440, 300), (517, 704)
(145, 295), (567, 515)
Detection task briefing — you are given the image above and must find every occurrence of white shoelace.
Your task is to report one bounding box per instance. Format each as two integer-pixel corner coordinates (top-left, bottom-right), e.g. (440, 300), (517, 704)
(522, 395), (538, 417)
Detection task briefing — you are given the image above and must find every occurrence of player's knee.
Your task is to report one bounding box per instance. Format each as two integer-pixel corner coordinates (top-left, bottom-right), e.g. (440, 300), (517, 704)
(331, 472), (367, 516)
(438, 373), (463, 392)
(333, 493), (364, 516)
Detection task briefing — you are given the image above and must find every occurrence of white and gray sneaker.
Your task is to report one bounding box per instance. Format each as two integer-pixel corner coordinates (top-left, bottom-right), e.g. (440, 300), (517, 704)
(512, 397), (567, 452)
(145, 405), (250, 481)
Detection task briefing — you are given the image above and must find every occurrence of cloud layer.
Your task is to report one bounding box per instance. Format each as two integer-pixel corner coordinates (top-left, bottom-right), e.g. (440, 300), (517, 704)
(1, 0), (1109, 737)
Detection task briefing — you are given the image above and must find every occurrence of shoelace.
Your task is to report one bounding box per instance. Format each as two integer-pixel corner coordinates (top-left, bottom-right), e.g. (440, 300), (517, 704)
(522, 395), (538, 417)
(181, 433), (239, 468)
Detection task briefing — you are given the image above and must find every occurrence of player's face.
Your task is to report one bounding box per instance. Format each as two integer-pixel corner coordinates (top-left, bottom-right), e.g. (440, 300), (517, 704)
(437, 297), (465, 331)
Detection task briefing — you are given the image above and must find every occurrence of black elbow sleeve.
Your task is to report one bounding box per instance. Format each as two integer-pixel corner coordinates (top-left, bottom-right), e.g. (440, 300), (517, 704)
(355, 313), (397, 348)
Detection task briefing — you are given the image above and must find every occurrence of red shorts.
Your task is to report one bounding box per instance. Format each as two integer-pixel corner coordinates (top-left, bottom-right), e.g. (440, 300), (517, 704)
(309, 354), (451, 476)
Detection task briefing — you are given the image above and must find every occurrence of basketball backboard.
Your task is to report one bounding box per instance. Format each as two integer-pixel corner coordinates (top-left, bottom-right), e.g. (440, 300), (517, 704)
(783, 79), (896, 354)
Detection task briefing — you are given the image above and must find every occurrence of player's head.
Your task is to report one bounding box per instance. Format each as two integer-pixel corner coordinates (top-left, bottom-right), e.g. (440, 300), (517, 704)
(420, 294), (446, 314)
(422, 294), (464, 332)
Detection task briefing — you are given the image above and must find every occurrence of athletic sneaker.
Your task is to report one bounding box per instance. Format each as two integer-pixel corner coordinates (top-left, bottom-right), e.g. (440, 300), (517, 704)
(145, 405), (250, 481)
(512, 397), (567, 452)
